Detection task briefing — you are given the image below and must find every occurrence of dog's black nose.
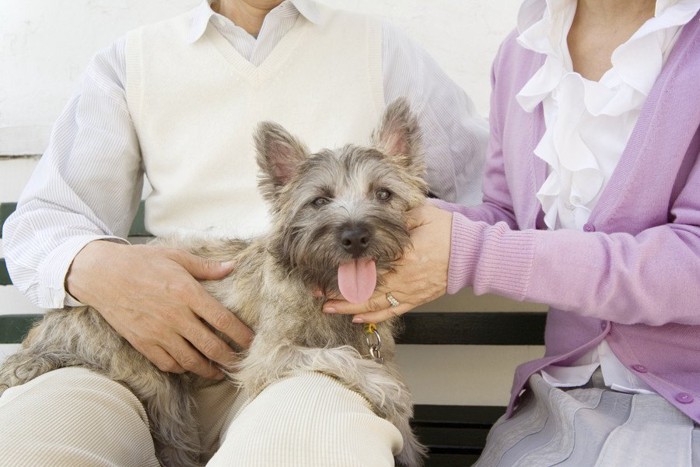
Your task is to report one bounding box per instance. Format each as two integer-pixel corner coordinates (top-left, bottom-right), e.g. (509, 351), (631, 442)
(340, 225), (371, 257)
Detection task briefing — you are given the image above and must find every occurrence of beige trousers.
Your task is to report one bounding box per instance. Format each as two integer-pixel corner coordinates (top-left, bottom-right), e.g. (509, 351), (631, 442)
(0, 368), (402, 466)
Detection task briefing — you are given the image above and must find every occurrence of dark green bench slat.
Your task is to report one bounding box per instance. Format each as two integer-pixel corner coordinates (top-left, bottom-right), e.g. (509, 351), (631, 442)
(413, 404), (504, 428)
(0, 314), (39, 344)
(414, 425), (488, 453)
(0, 259), (9, 286)
(423, 452), (481, 466)
(129, 201), (150, 237)
(0, 201), (151, 239)
(0, 203), (16, 238)
(0, 311), (546, 347)
(411, 405), (505, 466)
(398, 311), (546, 346)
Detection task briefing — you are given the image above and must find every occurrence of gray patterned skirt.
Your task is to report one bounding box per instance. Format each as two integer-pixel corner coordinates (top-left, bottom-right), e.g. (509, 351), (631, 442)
(474, 371), (699, 466)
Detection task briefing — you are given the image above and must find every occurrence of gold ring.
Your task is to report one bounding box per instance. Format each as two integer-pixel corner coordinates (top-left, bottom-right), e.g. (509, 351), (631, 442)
(386, 292), (400, 308)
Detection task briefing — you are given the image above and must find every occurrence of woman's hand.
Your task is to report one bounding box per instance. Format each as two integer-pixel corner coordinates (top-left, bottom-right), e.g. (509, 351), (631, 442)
(323, 203), (453, 323)
(66, 241), (254, 379)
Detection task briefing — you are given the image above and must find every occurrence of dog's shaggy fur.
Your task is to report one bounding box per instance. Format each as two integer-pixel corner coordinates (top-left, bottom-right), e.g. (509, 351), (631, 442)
(0, 99), (428, 466)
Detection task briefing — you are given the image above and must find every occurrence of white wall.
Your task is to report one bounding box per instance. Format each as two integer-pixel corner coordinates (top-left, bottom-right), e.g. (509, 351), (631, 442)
(0, 1), (538, 406)
(0, 0), (198, 156)
(0, 0), (519, 157)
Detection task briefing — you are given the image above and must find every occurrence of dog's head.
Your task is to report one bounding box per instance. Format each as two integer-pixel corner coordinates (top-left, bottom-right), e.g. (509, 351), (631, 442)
(254, 98), (427, 302)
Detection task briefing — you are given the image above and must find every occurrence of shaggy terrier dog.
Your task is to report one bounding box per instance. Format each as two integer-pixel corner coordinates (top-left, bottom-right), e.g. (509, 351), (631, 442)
(0, 99), (428, 466)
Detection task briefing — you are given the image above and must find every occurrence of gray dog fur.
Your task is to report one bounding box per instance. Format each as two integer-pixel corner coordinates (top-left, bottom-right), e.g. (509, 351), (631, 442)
(0, 98), (429, 466)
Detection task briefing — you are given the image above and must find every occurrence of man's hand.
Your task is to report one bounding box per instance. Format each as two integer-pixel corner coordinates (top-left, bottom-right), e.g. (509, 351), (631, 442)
(66, 240), (254, 379)
(322, 203), (453, 323)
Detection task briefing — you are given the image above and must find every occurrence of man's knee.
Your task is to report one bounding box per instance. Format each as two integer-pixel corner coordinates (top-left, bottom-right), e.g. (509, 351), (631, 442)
(0, 367), (159, 467)
(210, 372), (402, 466)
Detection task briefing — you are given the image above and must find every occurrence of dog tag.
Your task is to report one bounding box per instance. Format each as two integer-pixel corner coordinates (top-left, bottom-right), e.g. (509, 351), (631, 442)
(364, 324), (384, 364)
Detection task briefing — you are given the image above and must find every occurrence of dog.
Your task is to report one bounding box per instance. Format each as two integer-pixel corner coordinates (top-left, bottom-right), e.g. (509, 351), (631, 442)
(0, 98), (428, 466)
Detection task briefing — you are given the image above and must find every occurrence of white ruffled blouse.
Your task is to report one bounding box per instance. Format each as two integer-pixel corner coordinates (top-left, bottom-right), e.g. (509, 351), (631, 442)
(516, 0), (700, 231)
(516, 0), (700, 392)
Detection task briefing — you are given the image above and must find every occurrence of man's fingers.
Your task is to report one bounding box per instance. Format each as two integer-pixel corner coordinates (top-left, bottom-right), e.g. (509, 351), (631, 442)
(179, 317), (240, 370)
(206, 306), (254, 350)
(70, 242), (247, 379)
(139, 341), (225, 380)
(169, 250), (254, 349)
(140, 344), (186, 374)
(133, 331), (224, 379)
(165, 336), (225, 380)
(174, 249), (235, 281)
(189, 286), (254, 350)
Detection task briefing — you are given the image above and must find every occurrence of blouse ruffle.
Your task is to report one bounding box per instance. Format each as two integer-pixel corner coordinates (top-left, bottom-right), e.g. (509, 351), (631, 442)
(515, 0), (700, 230)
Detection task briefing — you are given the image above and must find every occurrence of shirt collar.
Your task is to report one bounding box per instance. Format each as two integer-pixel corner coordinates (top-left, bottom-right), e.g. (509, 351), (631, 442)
(516, 0), (696, 35)
(186, 0), (321, 44)
(293, 0), (321, 24)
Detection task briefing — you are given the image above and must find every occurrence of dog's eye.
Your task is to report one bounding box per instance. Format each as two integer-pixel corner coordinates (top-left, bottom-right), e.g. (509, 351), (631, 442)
(376, 188), (392, 202)
(312, 197), (331, 208)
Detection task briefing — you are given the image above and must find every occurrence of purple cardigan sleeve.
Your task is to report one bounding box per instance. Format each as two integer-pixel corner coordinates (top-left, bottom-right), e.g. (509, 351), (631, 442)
(435, 30), (700, 327)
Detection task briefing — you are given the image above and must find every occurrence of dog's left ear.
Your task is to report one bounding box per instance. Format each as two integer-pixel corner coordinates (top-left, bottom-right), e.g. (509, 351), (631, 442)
(371, 97), (424, 176)
(255, 121), (309, 200)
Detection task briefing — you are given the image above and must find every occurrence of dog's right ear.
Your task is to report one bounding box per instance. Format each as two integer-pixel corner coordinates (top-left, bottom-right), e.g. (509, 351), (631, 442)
(371, 98), (424, 179)
(255, 121), (309, 200)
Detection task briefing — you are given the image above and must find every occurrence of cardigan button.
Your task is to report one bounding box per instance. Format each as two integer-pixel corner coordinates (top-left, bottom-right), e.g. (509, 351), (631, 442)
(583, 223), (596, 232)
(631, 364), (648, 373)
(600, 321), (608, 331)
(675, 393), (694, 404)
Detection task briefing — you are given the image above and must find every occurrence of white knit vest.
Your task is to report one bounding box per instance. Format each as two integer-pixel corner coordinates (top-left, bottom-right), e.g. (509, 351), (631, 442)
(125, 7), (383, 237)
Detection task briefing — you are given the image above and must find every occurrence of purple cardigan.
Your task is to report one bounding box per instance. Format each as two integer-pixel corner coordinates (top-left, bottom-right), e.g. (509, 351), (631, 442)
(437, 15), (700, 422)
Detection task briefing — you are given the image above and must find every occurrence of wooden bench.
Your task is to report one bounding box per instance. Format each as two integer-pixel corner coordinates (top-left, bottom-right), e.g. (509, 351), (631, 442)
(0, 201), (546, 466)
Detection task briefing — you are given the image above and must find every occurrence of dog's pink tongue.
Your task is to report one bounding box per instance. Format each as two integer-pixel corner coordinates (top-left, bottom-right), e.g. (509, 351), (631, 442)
(337, 258), (377, 304)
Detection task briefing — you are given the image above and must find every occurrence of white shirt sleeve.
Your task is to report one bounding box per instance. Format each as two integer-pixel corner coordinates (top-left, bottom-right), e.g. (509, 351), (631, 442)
(3, 37), (143, 308)
(381, 22), (488, 206)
